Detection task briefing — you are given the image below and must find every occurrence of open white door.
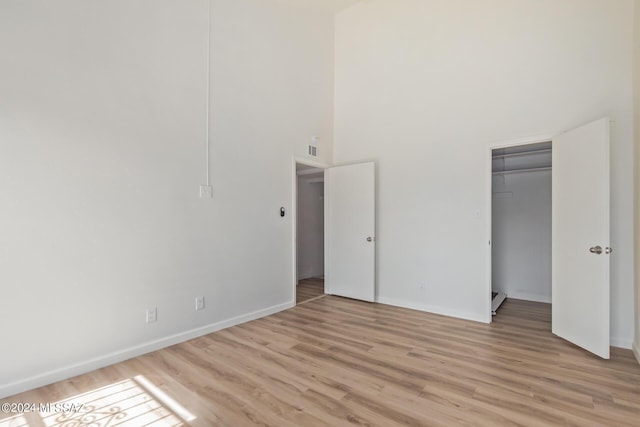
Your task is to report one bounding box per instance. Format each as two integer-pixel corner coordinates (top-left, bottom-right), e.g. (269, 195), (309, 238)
(325, 162), (375, 302)
(552, 118), (610, 359)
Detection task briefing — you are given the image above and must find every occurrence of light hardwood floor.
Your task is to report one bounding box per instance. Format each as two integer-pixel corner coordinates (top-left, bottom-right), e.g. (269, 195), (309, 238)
(296, 278), (325, 304)
(2, 297), (639, 426)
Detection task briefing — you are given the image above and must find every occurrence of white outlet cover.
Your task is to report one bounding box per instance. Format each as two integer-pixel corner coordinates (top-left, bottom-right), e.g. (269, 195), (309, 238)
(146, 307), (157, 323)
(200, 185), (213, 198)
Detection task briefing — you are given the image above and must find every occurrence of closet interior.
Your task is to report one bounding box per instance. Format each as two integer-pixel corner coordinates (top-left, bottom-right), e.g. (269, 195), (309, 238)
(491, 141), (552, 315)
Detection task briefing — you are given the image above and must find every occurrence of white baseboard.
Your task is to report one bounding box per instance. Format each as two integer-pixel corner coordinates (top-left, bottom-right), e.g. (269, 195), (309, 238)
(503, 291), (551, 304)
(610, 336), (633, 350)
(632, 342), (640, 363)
(376, 296), (489, 324)
(375, 297), (636, 351)
(0, 301), (294, 399)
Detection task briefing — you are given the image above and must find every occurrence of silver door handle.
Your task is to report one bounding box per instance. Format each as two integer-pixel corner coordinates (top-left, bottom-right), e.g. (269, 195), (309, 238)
(605, 247), (613, 254)
(589, 246), (602, 254)
(366, 237), (373, 242)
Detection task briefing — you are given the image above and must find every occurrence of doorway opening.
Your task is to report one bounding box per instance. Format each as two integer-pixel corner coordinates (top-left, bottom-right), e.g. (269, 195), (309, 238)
(295, 162), (325, 304)
(491, 141), (552, 317)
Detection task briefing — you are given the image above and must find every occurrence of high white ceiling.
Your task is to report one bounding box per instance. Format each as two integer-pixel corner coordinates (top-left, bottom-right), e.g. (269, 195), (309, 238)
(278, 0), (362, 14)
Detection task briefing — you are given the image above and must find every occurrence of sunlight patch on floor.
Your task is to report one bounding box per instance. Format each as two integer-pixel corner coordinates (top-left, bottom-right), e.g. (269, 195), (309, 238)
(0, 414), (28, 427)
(0, 376), (195, 427)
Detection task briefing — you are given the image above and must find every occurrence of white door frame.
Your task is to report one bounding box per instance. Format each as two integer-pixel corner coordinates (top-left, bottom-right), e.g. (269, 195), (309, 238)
(485, 134), (553, 322)
(292, 156), (330, 304)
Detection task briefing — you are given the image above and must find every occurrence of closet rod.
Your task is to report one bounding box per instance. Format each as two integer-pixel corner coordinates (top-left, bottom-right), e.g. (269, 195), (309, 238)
(492, 148), (551, 160)
(493, 166), (551, 175)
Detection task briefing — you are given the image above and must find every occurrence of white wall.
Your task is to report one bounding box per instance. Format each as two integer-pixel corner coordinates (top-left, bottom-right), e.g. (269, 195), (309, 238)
(0, 0), (334, 397)
(297, 174), (324, 280)
(634, 0), (640, 361)
(335, 0), (636, 346)
(492, 171), (551, 303)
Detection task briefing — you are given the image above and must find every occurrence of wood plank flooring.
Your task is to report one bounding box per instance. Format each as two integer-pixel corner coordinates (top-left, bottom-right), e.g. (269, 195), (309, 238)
(2, 297), (639, 426)
(296, 277), (324, 304)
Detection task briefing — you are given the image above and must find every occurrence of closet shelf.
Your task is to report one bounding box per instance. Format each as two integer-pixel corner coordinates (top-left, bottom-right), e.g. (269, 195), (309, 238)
(492, 148), (551, 160)
(492, 166), (551, 175)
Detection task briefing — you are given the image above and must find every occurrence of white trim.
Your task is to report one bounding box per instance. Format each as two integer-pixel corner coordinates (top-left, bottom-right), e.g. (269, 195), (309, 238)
(293, 156), (330, 170)
(506, 291), (552, 304)
(330, 159), (379, 168)
(486, 134), (554, 321)
(0, 301), (294, 399)
(324, 168), (331, 295)
(485, 145), (493, 322)
(377, 296), (490, 324)
(633, 342), (640, 364)
(609, 337), (633, 350)
(487, 134), (554, 150)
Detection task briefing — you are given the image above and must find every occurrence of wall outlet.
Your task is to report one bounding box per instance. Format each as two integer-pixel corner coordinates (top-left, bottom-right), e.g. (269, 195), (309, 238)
(146, 307), (157, 323)
(195, 296), (205, 311)
(199, 185), (213, 198)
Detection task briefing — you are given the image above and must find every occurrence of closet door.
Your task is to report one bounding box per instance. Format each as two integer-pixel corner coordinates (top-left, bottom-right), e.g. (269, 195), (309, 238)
(324, 162), (376, 302)
(552, 118), (610, 359)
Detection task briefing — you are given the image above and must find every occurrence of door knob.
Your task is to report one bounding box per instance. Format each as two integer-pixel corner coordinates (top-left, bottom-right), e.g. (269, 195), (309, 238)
(605, 247), (613, 254)
(589, 246), (603, 254)
(366, 237), (373, 242)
